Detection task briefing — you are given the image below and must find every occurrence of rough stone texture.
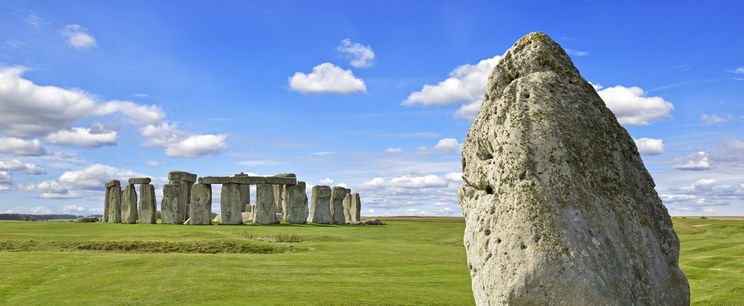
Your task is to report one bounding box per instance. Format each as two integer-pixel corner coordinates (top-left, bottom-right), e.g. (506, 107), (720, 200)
(168, 171), (197, 182)
(241, 212), (253, 223)
(309, 185), (332, 224)
(330, 186), (347, 224)
(239, 185), (250, 212)
(459, 32), (689, 305)
(350, 193), (361, 223)
(349, 219), (384, 226)
(199, 176), (296, 185)
(161, 184), (180, 224)
(189, 183), (212, 225)
(220, 183), (243, 225)
(272, 184), (284, 214)
(107, 186), (122, 223)
(284, 181), (308, 224)
(121, 184), (137, 224)
(103, 186), (111, 223)
(342, 191), (353, 223)
(178, 180), (194, 221)
(254, 184), (278, 224)
(105, 180), (121, 188)
(128, 177), (151, 184)
(138, 184), (157, 224)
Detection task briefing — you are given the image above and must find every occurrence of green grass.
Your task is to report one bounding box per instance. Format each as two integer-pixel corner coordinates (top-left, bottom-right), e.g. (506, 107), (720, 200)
(0, 217), (741, 305)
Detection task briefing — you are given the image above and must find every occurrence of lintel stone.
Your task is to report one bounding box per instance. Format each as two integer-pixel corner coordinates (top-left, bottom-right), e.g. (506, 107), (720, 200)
(199, 176), (296, 185)
(105, 180), (121, 188)
(168, 171), (197, 182)
(128, 177), (152, 184)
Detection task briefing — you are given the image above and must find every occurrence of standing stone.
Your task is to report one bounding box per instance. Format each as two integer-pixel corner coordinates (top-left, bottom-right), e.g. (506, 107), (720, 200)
(310, 185), (332, 224)
(330, 186), (347, 224)
(168, 171), (197, 222)
(220, 183), (243, 225)
(121, 184), (138, 224)
(272, 185), (284, 214)
(103, 186), (111, 223)
(138, 184), (157, 224)
(235, 172), (251, 212)
(342, 189), (353, 223)
(459, 32), (689, 305)
(161, 184), (180, 224)
(189, 183), (212, 225)
(106, 180), (122, 223)
(284, 181), (308, 224)
(350, 193), (361, 223)
(254, 183), (278, 224)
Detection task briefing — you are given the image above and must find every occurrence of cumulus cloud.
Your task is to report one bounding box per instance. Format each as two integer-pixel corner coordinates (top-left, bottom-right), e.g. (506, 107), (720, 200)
(46, 126), (117, 148)
(596, 86), (674, 126)
(0, 159), (45, 174)
(30, 164), (142, 199)
(701, 114), (732, 124)
(0, 137), (48, 156)
(634, 138), (664, 156)
(95, 101), (165, 125)
(60, 24), (97, 48)
(728, 67), (744, 74)
(0, 67), (96, 137)
(336, 39), (375, 68)
(433, 138), (460, 154)
(661, 178), (744, 210)
(140, 123), (227, 158)
(0, 170), (11, 183)
(289, 63), (366, 95)
(317, 178), (334, 185)
(674, 151), (712, 171)
(355, 172), (462, 215)
(403, 55), (500, 107)
(385, 148), (403, 153)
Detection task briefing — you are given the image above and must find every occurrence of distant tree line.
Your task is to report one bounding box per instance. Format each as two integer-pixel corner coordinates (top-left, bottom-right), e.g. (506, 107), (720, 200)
(0, 214), (86, 221)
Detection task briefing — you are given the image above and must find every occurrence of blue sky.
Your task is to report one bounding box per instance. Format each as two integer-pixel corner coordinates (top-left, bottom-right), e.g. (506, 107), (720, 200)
(1, 0), (743, 217)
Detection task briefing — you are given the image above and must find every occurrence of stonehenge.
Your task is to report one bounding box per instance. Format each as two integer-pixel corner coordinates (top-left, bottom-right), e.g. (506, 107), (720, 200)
(103, 171), (363, 226)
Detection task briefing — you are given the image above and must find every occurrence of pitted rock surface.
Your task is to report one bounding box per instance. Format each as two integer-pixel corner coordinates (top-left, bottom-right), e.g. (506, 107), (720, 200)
(330, 186), (347, 224)
(220, 183), (243, 225)
(161, 184), (180, 224)
(459, 32), (689, 305)
(255, 184), (278, 224)
(190, 183), (213, 225)
(284, 181), (308, 224)
(309, 185), (331, 224)
(121, 184), (138, 224)
(138, 184), (157, 224)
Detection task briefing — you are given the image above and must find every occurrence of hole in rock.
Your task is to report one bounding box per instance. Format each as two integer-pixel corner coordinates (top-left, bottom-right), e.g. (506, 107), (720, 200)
(485, 229), (491, 236)
(485, 185), (494, 194)
(496, 238), (502, 244)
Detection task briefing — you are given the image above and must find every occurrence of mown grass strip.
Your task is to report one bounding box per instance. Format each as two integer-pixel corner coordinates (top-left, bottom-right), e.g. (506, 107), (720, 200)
(0, 239), (292, 254)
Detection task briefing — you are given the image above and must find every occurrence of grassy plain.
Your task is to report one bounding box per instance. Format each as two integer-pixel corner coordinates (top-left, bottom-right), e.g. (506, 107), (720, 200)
(0, 217), (741, 305)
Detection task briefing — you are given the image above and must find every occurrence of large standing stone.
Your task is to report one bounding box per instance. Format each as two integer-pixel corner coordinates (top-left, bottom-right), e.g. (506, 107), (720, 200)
(189, 183), (212, 225)
(220, 183), (243, 225)
(342, 189), (353, 223)
(350, 193), (361, 223)
(161, 184), (180, 224)
(254, 184), (278, 224)
(121, 184), (138, 224)
(310, 185), (332, 224)
(103, 185), (111, 223)
(168, 171), (196, 222)
(272, 185), (285, 214)
(459, 32), (689, 305)
(330, 186), (347, 224)
(106, 180), (122, 223)
(138, 184), (157, 224)
(235, 172), (251, 212)
(283, 181), (308, 224)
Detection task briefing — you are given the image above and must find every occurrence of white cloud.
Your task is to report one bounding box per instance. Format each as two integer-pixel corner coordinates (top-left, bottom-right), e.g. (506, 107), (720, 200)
(403, 55), (500, 107)
(289, 63), (366, 95)
(0, 67), (96, 137)
(433, 138), (460, 154)
(454, 101), (482, 120)
(46, 126), (117, 148)
(336, 39), (375, 68)
(318, 178), (334, 185)
(0, 159), (45, 174)
(634, 138), (664, 155)
(729, 67), (744, 74)
(385, 148), (402, 153)
(165, 134), (228, 158)
(0, 137), (48, 156)
(95, 101), (165, 125)
(62, 204), (87, 213)
(147, 161), (164, 167)
(60, 24), (97, 48)
(0, 170), (11, 183)
(566, 49), (589, 56)
(238, 160), (286, 166)
(661, 178), (744, 210)
(674, 151), (712, 171)
(355, 172), (462, 214)
(29, 164), (142, 199)
(596, 86), (674, 126)
(701, 114), (732, 124)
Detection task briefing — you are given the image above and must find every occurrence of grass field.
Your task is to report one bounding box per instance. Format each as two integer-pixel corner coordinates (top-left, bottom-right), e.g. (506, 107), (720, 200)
(0, 217), (741, 305)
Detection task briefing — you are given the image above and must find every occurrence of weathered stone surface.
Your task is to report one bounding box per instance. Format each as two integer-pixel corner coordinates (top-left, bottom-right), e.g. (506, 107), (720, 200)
(105, 180), (121, 189)
(138, 184), (157, 224)
(198, 176), (297, 185)
(330, 186), (347, 224)
(161, 184), (180, 224)
(342, 191), (352, 223)
(273, 173), (296, 178)
(459, 32), (689, 305)
(309, 185), (331, 224)
(107, 186), (122, 223)
(168, 171), (197, 182)
(284, 181), (308, 224)
(239, 184), (250, 212)
(349, 219), (383, 226)
(350, 193), (361, 223)
(103, 187), (111, 223)
(220, 183), (243, 225)
(123, 186), (138, 223)
(241, 212), (252, 223)
(254, 184), (278, 224)
(128, 177), (151, 184)
(273, 184), (285, 214)
(189, 183), (212, 225)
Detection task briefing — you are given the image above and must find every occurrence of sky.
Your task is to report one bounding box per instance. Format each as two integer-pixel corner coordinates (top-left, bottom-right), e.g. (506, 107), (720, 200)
(0, 0), (743, 217)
